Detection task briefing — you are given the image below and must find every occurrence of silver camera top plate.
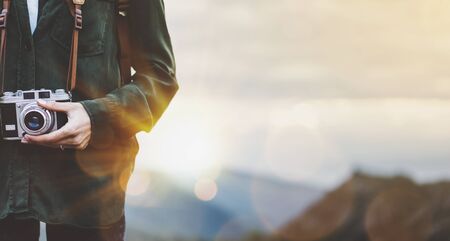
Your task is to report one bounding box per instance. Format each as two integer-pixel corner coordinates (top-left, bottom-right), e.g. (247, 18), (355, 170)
(0, 89), (70, 104)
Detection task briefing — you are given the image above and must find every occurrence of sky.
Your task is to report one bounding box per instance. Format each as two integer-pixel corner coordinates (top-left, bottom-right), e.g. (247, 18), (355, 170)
(133, 0), (450, 189)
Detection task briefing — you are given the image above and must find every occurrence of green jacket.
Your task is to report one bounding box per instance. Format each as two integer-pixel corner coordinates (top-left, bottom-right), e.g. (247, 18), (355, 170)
(0, 0), (178, 226)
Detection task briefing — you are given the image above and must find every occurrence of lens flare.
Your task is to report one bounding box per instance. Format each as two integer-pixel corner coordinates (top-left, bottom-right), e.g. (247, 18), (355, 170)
(120, 170), (151, 196)
(194, 178), (218, 201)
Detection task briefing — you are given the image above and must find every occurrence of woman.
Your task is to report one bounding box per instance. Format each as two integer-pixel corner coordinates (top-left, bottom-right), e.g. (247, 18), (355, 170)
(0, 0), (178, 240)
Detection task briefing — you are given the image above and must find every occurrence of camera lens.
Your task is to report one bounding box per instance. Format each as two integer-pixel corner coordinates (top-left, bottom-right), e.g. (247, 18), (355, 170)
(19, 103), (55, 136)
(24, 111), (45, 131)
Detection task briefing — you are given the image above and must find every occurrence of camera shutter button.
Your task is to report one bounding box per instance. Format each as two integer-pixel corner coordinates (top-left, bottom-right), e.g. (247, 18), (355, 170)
(3, 92), (14, 97)
(55, 89), (65, 95)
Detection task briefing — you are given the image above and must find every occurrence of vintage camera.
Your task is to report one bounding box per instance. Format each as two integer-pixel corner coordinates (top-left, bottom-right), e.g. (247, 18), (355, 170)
(0, 89), (70, 140)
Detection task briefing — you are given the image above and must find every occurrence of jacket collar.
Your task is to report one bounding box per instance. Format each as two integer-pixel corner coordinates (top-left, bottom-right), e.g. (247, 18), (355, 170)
(33, 0), (65, 41)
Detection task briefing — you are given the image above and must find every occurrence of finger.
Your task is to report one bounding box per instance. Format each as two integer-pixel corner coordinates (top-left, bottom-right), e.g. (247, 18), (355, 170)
(24, 136), (77, 149)
(24, 125), (74, 144)
(37, 99), (73, 112)
(23, 133), (86, 150)
(21, 137), (60, 148)
(23, 141), (78, 150)
(47, 142), (81, 150)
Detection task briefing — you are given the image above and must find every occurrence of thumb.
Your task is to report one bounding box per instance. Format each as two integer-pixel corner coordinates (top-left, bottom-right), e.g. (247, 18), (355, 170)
(37, 99), (72, 112)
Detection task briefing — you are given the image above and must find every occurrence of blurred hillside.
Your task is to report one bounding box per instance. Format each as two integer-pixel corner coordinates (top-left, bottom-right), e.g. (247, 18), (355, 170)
(123, 172), (450, 241)
(274, 173), (450, 241)
(125, 170), (322, 241)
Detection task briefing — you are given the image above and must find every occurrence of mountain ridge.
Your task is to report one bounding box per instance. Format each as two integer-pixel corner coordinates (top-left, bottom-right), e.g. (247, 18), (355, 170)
(277, 172), (450, 241)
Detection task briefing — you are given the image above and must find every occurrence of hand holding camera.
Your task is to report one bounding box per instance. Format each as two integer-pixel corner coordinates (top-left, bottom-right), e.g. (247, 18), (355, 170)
(0, 0), (92, 150)
(22, 99), (91, 151)
(0, 89), (91, 150)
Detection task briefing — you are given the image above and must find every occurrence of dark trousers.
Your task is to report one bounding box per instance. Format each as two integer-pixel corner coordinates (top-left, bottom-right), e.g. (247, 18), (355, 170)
(0, 215), (125, 241)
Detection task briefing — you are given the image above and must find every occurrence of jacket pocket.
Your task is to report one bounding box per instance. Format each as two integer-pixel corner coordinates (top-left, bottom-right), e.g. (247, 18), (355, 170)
(50, 0), (114, 57)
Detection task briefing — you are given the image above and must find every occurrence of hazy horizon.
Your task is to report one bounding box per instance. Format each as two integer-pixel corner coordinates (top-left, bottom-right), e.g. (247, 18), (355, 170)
(133, 0), (450, 189)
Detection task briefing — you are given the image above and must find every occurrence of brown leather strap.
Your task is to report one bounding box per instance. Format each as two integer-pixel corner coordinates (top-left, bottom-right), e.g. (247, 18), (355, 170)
(65, 0), (75, 17)
(66, 4), (82, 92)
(118, 0), (129, 12)
(0, 0), (83, 94)
(0, 0), (11, 94)
(117, 4), (131, 85)
(66, 0), (132, 86)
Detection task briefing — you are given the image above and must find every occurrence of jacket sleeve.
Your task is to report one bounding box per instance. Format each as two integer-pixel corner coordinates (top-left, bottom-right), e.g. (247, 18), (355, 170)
(79, 0), (178, 149)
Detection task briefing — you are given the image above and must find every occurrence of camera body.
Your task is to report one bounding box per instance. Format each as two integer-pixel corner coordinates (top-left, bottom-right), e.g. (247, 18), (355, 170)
(0, 89), (70, 140)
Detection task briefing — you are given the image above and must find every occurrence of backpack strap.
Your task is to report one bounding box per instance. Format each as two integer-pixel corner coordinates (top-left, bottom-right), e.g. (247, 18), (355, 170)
(0, 0), (11, 94)
(65, 0), (84, 92)
(117, 0), (132, 85)
(67, 0), (132, 85)
(0, 0), (85, 94)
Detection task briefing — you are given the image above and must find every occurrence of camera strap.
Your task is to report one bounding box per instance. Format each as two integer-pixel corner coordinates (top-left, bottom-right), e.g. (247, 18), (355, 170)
(0, 0), (11, 95)
(0, 0), (131, 94)
(117, 0), (131, 85)
(0, 0), (84, 94)
(66, 0), (85, 92)
(66, 0), (132, 87)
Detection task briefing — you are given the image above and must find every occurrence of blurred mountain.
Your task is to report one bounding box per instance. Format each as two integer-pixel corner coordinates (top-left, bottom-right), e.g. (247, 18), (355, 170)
(276, 172), (450, 241)
(211, 170), (323, 235)
(125, 169), (322, 241)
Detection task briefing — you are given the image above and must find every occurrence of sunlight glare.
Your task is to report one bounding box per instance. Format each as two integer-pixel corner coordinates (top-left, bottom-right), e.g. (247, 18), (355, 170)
(136, 100), (222, 180)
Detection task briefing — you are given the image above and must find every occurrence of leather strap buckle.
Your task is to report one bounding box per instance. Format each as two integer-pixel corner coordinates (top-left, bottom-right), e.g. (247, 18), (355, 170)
(75, 8), (82, 30)
(0, 9), (8, 29)
(73, 0), (85, 5)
